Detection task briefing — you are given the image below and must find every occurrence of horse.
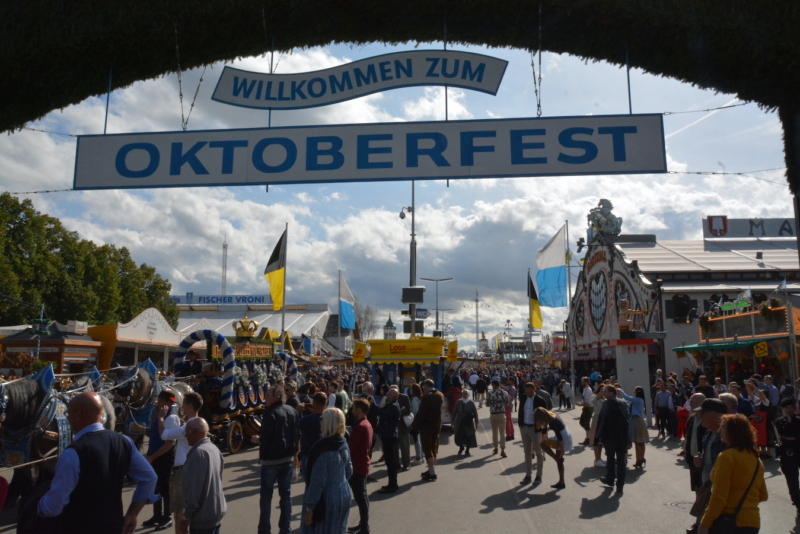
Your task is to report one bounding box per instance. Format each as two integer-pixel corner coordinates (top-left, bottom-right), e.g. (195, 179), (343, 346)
(62, 374), (117, 432)
(1, 372), (66, 507)
(113, 364), (190, 450)
(2, 367), (121, 508)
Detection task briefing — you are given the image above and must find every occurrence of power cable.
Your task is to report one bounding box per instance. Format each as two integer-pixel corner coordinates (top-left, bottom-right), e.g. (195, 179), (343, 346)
(663, 102), (750, 115)
(4, 167), (787, 195)
(21, 127), (77, 138)
(668, 167), (787, 186)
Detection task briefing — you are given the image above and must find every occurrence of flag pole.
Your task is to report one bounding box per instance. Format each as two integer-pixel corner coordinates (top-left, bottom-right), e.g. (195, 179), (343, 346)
(280, 222), (287, 352)
(528, 267), (534, 363)
(565, 220), (574, 387)
(338, 270), (342, 359)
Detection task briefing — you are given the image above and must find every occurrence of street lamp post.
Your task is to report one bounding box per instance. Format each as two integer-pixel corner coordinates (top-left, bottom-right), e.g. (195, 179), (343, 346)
(420, 277), (454, 333)
(504, 320), (513, 360)
(400, 181), (417, 334)
(464, 290), (489, 355)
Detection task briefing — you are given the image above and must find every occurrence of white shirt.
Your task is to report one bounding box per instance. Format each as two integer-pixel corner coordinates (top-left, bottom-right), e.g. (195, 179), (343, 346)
(582, 386), (594, 405)
(523, 397), (535, 425)
(160, 415), (196, 467)
(327, 392), (337, 407)
(469, 374), (479, 385)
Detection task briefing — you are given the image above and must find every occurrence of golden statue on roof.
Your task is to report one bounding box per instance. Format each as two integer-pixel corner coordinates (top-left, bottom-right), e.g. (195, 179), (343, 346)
(233, 314), (259, 338)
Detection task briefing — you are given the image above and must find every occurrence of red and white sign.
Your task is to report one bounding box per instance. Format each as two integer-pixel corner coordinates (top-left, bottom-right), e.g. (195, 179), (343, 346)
(707, 215), (728, 237)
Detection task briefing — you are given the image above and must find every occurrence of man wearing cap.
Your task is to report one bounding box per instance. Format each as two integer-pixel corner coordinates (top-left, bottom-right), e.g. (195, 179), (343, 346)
(688, 398), (727, 534)
(144, 390), (177, 530)
(682, 393), (706, 491)
(776, 397), (800, 510)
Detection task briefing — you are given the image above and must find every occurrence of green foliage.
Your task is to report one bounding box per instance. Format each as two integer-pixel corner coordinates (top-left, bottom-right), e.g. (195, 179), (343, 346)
(30, 359), (59, 374)
(0, 193), (179, 328)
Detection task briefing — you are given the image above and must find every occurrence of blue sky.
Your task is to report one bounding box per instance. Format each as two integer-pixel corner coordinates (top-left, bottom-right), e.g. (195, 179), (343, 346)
(0, 42), (790, 350)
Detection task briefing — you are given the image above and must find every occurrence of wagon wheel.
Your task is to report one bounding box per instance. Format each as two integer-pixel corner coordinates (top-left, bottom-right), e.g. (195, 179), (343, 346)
(226, 420), (244, 454)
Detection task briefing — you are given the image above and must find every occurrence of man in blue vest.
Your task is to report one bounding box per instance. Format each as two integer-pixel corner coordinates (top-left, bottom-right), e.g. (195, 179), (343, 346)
(38, 392), (158, 534)
(144, 390), (177, 530)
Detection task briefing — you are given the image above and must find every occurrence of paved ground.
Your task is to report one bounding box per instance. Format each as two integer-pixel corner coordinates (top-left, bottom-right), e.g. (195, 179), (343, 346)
(0, 404), (798, 533)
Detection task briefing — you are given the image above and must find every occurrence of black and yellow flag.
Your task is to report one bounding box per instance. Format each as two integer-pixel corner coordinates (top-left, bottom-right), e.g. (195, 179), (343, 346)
(528, 273), (543, 329)
(264, 229), (287, 310)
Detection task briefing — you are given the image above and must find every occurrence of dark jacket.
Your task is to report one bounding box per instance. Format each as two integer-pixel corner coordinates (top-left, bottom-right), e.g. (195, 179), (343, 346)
(415, 389), (444, 433)
(596, 397), (630, 444)
(377, 400), (401, 440)
(517, 391), (552, 428)
(535, 388), (553, 410)
(441, 374), (452, 394)
(259, 401), (299, 464)
(683, 414), (706, 461)
(397, 393), (412, 427)
(684, 413), (706, 490)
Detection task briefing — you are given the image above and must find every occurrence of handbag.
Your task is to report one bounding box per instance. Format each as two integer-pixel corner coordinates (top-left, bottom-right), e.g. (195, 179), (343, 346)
(709, 459), (761, 534)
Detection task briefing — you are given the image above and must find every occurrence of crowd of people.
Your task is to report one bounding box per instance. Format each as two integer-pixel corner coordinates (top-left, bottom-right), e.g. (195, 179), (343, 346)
(20, 362), (800, 534)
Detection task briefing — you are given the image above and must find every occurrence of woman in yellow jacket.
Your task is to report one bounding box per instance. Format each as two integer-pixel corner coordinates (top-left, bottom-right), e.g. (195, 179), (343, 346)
(700, 413), (768, 534)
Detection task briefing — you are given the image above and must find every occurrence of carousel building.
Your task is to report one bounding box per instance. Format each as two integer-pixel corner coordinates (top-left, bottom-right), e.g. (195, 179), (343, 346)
(562, 203), (800, 390)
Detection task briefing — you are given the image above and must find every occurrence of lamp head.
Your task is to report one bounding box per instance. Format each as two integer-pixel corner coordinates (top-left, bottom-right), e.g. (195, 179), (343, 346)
(399, 210), (406, 219)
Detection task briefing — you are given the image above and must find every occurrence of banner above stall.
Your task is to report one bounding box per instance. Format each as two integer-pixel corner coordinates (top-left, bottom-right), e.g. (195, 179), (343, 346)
(212, 50), (508, 110)
(73, 114), (666, 190)
(367, 337), (445, 365)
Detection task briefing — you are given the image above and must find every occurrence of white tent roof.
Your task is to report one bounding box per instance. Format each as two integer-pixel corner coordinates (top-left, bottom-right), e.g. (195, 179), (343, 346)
(616, 238), (798, 273)
(177, 307), (330, 338)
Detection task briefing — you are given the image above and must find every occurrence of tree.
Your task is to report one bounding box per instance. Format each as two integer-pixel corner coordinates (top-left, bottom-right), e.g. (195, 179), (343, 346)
(0, 193), (179, 328)
(353, 300), (377, 341)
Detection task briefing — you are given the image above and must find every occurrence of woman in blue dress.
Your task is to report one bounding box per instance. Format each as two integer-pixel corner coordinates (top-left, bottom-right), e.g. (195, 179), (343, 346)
(302, 408), (353, 534)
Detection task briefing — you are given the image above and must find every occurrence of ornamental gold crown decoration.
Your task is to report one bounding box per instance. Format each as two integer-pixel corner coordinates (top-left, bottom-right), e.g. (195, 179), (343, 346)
(233, 314), (259, 338)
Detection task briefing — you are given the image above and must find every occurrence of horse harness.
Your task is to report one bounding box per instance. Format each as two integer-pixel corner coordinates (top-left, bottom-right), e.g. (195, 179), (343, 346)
(0, 384), (70, 467)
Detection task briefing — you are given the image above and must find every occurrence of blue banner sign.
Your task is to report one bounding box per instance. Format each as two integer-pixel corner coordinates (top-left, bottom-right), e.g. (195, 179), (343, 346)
(212, 50), (508, 110)
(73, 114), (666, 190)
(169, 294), (270, 305)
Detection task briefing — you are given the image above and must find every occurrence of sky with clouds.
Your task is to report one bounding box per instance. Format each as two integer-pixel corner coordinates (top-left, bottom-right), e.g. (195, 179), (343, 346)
(1, 42), (791, 351)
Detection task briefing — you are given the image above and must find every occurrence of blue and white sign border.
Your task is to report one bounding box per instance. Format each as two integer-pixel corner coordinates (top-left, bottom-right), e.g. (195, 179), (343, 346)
(211, 50), (509, 111)
(73, 114), (667, 190)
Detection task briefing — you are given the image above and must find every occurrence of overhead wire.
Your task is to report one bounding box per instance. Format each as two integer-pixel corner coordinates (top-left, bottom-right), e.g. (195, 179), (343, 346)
(5, 167), (788, 195)
(668, 167), (787, 186)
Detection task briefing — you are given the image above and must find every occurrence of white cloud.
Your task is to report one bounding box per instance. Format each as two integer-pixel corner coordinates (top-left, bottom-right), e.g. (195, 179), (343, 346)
(296, 192), (316, 203)
(325, 192), (348, 202)
(403, 87), (472, 121)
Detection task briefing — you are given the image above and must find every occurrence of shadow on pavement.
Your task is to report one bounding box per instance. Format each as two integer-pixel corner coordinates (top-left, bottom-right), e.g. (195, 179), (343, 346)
(579, 487), (621, 518)
(573, 466), (602, 487)
(369, 478), (429, 501)
(436, 455), (463, 466)
(499, 463), (526, 476)
(454, 456), (489, 470)
(517, 488), (561, 508)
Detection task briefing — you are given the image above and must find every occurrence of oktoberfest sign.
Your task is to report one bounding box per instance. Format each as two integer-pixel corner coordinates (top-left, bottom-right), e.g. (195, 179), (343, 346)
(212, 50), (508, 110)
(72, 114), (666, 190)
